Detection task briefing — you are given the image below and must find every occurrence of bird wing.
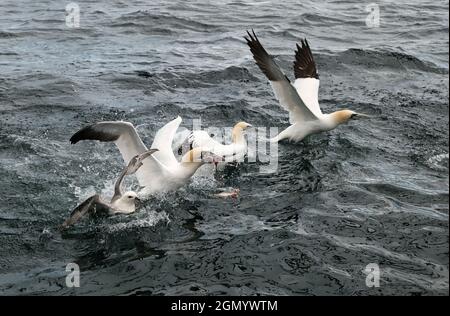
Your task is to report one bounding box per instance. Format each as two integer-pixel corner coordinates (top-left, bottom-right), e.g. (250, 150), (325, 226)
(150, 116), (182, 169)
(245, 30), (318, 124)
(70, 122), (168, 188)
(60, 195), (105, 230)
(191, 130), (223, 150)
(70, 121), (147, 164)
(190, 130), (238, 157)
(172, 128), (192, 154)
(293, 39), (322, 117)
(111, 149), (159, 202)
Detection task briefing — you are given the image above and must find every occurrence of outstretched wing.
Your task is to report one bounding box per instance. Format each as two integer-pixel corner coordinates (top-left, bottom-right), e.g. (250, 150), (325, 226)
(70, 121), (168, 188)
(245, 30), (318, 124)
(59, 195), (108, 230)
(70, 121), (147, 164)
(112, 149), (159, 202)
(150, 116), (182, 169)
(293, 39), (322, 117)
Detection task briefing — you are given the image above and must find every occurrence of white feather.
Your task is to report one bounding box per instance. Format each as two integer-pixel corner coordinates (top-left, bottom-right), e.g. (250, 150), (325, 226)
(293, 78), (322, 118)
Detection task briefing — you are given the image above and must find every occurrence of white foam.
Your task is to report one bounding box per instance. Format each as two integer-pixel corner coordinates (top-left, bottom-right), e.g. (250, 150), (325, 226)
(426, 153), (449, 171)
(106, 210), (170, 232)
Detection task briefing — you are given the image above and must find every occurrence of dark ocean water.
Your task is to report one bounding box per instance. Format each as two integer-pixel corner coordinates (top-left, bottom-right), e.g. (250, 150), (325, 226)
(0, 0), (448, 295)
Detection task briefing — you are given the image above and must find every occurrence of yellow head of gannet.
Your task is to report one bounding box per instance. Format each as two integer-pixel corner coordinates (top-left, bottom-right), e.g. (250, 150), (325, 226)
(232, 121), (252, 143)
(330, 109), (371, 126)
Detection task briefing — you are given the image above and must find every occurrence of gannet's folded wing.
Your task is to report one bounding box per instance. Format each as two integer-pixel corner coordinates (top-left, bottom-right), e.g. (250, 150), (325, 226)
(191, 130), (222, 150)
(245, 30), (318, 124)
(190, 130), (235, 157)
(293, 39), (322, 118)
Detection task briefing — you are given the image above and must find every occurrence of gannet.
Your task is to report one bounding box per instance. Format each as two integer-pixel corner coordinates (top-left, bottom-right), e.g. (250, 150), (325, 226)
(70, 117), (221, 195)
(245, 30), (370, 143)
(189, 122), (252, 163)
(60, 149), (158, 230)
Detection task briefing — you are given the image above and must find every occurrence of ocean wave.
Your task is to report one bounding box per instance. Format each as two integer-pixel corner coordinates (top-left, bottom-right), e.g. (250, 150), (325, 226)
(111, 11), (222, 33)
(336, 48), (448, 74)
(426, 153), (449, 172)
(110, 66), (258, 91)
(107, 211), (171, 233)
(1, 0), (448, 296)
(0, 31), (19, 38)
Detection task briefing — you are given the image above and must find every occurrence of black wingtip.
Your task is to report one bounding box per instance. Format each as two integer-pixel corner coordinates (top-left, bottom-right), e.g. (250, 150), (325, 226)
(244, 30), (252, 42)
(69, 136), (78, 144)
(303, 38), (310, 49)
(294, 37), (319, 79)
(69, 130), (82, 144)
(69, 124), (119, 145)
(245, 29), (258, 42)
(69, 125), (92, 144)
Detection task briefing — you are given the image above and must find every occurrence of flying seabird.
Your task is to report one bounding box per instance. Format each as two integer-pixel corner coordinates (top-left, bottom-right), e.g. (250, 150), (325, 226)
(70, 116), (222, 195)
(189, 121), (252, 163)
(60, 149), (158, 230)
(245, 30), (370, 143)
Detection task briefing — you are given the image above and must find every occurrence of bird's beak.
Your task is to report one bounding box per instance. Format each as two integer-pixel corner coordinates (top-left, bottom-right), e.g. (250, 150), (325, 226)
(211, 154), (224, 170)
(354, 113), (372, 119)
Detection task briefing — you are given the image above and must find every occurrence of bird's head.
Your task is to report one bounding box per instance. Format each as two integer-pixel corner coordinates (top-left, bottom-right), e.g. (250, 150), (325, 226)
(234, 121), (253, 131)
(331, 109), (371, 125)
(233, 122), (252, 132)
(114, 191), (140, 213)
(232, 121), (253, 143)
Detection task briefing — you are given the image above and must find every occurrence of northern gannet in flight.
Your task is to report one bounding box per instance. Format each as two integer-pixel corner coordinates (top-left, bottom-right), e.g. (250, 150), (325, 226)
(70, 117), (221, 195)
(189, 122), (252, 163)
(245, 30), (369, 143)
(60, 149), (158, 230)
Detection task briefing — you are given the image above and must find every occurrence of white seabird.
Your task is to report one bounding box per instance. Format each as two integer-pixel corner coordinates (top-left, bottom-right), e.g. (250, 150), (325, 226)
(189, 121), (252, 163)
(60, 149), (158, 230)
(70, 116), (221, 195)
(245, 30), (370, 143)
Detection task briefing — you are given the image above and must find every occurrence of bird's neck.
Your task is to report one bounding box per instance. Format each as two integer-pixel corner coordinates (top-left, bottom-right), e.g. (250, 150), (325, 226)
(324, 112), (346, 129)
(328, 111), (351, 127)
(177, 149), (205, 177)
(178, 161), (204, 178)
(232, 127), (246, 144)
